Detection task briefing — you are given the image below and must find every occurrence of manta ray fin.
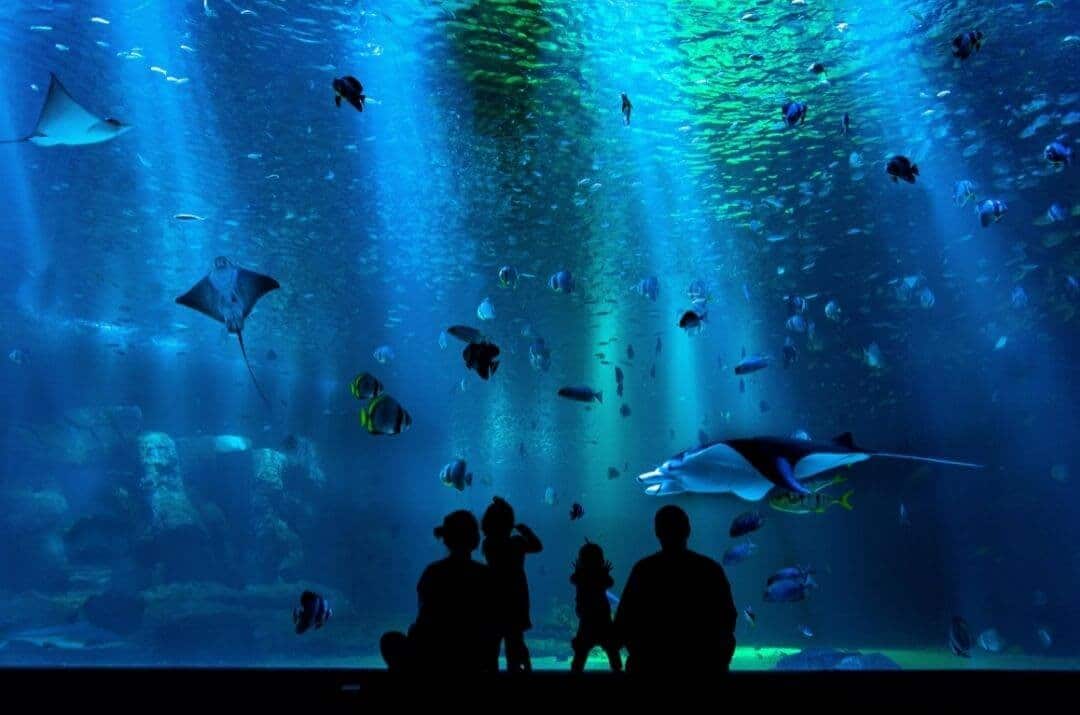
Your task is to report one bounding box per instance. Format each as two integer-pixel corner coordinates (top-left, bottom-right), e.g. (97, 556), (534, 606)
(235, 268), (280, 320)
(35, 73), (106, 140)
(237, 330), (271, 407)
(176, 276), (226, 324)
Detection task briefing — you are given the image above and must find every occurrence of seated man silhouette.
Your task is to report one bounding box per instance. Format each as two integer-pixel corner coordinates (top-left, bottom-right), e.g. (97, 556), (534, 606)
(381, 510), (498, 673)
(613, 505), (737, 675)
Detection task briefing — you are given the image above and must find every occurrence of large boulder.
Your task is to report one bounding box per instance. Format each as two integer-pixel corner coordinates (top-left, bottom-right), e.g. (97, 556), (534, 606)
(134, 432), (209, 581)
(279, 435), (326, 534)
(250, 449), (304, 581)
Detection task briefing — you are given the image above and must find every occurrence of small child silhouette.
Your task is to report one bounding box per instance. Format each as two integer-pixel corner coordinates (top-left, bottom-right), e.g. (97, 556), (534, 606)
(481, 496), (542, 672)
(570, 540), (622, 672)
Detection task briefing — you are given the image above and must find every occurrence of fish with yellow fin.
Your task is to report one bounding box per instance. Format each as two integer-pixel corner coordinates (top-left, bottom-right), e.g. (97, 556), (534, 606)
(768, 473), (854, 514)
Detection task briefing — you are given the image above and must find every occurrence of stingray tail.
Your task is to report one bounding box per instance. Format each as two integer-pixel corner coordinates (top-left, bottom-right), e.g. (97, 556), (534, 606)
(873, 452), (983, 469)
(237, 331), (271, 407)
(0, 136), (29, 144)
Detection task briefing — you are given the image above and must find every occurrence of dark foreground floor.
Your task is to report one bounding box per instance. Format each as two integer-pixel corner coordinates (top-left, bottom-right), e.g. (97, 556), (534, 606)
(0, 669), (1074, 708)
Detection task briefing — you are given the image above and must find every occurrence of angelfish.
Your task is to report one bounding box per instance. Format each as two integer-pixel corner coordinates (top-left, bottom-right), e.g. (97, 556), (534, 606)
(176, 257), (280, 405)
(637, 432), (982, 501)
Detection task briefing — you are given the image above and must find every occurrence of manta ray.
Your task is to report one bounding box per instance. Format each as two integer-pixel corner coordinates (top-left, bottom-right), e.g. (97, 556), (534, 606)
(637, 433), (982, 501)
(176, 257), (280, 405)
(1, 73), (131, 147)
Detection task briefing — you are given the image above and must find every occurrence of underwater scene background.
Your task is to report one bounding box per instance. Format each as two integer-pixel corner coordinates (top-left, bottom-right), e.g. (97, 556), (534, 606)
(1, 0), (1079, 669)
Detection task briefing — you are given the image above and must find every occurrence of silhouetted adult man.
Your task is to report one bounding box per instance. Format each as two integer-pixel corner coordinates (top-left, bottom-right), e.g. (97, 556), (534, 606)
(614, 505), (737, 675)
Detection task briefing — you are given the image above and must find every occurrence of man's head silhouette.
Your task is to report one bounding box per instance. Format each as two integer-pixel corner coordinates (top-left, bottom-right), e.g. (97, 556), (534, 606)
(654, 505), (691, 551)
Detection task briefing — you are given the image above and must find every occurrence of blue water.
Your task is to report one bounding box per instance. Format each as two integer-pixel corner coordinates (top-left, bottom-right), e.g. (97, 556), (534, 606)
(0, 0), (1078, 668)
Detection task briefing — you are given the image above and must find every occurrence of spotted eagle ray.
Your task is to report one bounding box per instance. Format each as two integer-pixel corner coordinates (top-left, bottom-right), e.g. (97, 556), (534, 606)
(638, 432), (982, 501)
(176, 257), (279, 405)
(1, 73), (131, 146)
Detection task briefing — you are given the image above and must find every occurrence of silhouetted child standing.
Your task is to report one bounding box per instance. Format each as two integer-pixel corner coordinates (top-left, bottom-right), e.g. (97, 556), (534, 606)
(481, 496), (542, 672)
(570, 540), (622, 672)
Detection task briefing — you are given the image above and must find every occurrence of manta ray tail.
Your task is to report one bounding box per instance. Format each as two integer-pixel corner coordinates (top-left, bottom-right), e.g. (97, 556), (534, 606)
(237, 331), (271, 407)
(873, 452), (984, 469)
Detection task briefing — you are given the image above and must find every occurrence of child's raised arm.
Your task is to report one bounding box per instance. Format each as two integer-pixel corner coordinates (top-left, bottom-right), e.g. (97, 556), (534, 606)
(514, 523), (543, 553)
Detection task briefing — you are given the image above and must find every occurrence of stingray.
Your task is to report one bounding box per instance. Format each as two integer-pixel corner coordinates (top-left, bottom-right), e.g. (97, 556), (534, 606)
(176, 257), (280, 405)
(637, 432), (982, 501)
(1, 73), (131, 146)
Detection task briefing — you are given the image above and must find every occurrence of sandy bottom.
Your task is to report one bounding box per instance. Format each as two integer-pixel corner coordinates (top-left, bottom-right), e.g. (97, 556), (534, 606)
(309, 645), (1076, 671)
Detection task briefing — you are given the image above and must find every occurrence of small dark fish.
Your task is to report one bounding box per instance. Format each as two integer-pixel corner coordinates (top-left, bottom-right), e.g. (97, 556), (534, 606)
(782, 337), (798, 368)
(840, 112), (850, 136)
(808, 62), (826, 74)
(519, 442), (526, 459)
(759, 400), (770, 413)
(294, 591), (332, 634)
(359, 394), (412, 436)
(607, 466), (620, 479)
(558, 385), (602, 403)
(781, 101), (807, 127)
(569, 502), (585, 520)
(627, 344), (635, 360)
(886, 155), (919, 183)
(332, 76), (366, 111)
(977, 199), (1007, 228)
(949, 616), (973, 657)
(615, 366), (624, 397)
(1045, 139), (1072, 166)
(619, 404), (631, 418)
(951, 30), (983, 60)
(549, 269), (575, 293)
(764, 578), (814, 603)
(265, 349), (278, 361)
(350, 372), (383, 400)
(621, 93), (632, 125)
(734, 355), (770, 375)
(655, 337), (662, 355)
(767, 566), (814, 586)
(649, 364), (656, 379)
(498, 264), (521, 288)
(447, 325), (484, 344)
(723, 541), (757, 566)
(463, 341), (500, 380)
(440, 459), (473, 491)
(729, 510), (764, 538)
(678, 309), (705, 330)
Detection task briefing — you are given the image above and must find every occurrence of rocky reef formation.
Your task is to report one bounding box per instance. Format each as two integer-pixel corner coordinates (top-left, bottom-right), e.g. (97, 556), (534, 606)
(3, 404), (342, 661)
(775, 647), (902, 670)
(133, 432), (211, 582)
(0, 489), (71, 590)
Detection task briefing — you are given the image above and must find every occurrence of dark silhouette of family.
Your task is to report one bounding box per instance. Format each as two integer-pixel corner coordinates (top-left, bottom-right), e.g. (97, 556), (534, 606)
(380, 500), (737, 675)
